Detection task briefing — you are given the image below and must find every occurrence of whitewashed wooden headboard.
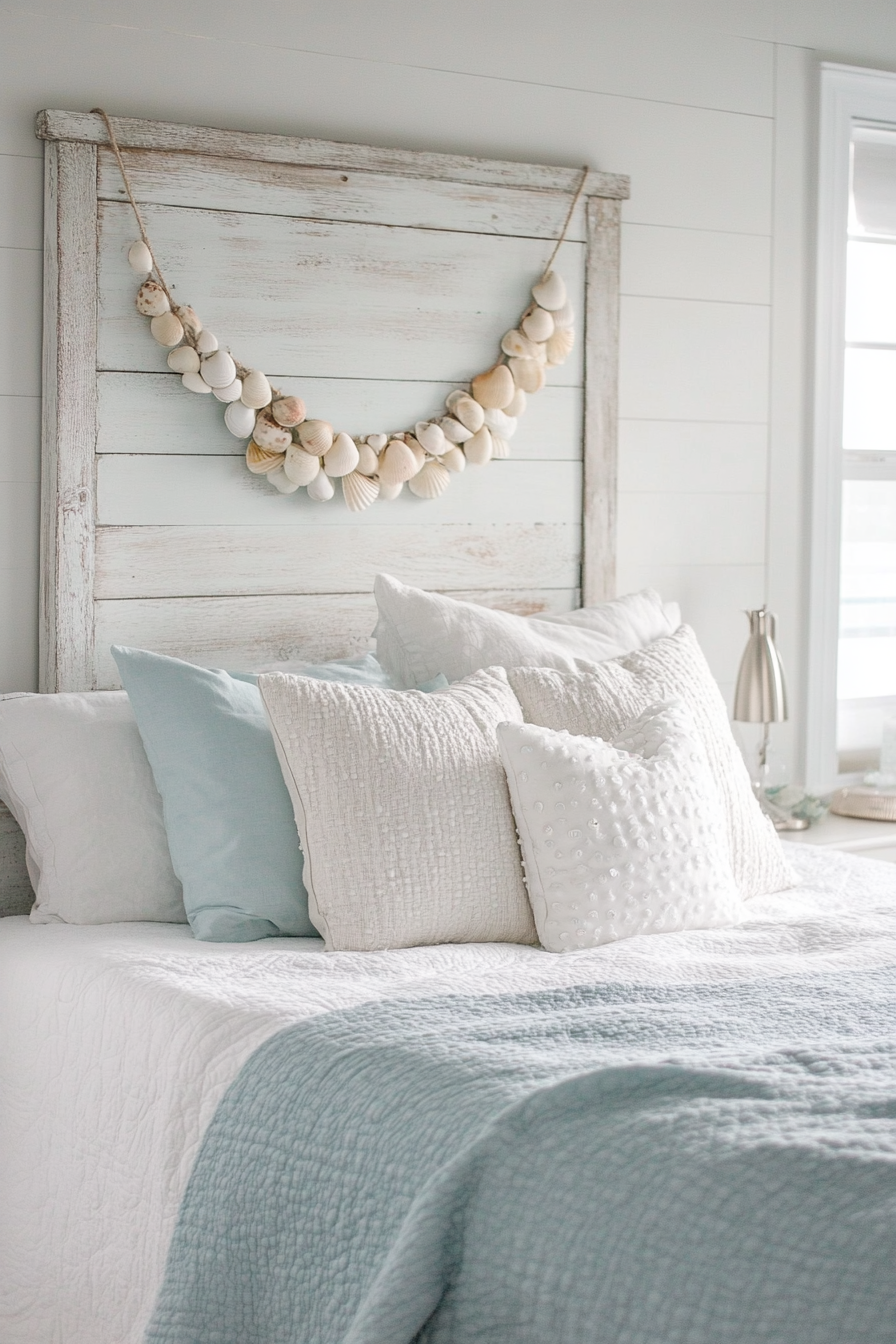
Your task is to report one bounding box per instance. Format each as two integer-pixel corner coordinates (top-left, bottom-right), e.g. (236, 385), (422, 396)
(0, 109), (628, 911)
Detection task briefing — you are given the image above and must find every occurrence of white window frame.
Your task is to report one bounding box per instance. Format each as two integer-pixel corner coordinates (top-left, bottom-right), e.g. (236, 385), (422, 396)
(807, 63), (896, 792)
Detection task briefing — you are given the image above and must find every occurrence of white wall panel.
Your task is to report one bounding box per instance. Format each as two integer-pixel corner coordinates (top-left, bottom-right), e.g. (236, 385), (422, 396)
(0, 154), (42, 250)
(621, 223), (771, 304)
(618, 421), (767, 493)
(616, 491), (766, 567)
(0, 396), (40, 481)
(0, 247), (41, 399)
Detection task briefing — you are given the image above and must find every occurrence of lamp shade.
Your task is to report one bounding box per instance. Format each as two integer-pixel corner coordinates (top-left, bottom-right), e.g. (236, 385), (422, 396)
(733, 608), (788, 724)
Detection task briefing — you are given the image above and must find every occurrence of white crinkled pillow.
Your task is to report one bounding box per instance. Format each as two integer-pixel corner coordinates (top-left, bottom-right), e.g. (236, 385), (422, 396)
(373, 574), (680, 689)
(259, 667), (537, 952)
(507, 626), (796, 900)
(497, 702), (743, 953)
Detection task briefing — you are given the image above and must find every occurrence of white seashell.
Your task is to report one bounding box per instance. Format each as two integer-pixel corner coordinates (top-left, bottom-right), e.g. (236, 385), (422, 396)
(452, 395), (485, 434)
(464, 426), (493, 465)
(491, 435), (511, 459)
(343, 470), (380, 513)
(268, 467), (300, 495)
(182, 371), (213, 394)
(377, 479), (404, 500)
(445, 389), (469, 413)
(271, 396), (305, 428)
(532, 270), (567, 311)
(283, 444), (321, 487)
(366, 433), (388, 452)
(167, 346), (200, 374)
(174, 305), (202, 340)
(483, 408), (517, 438)
(128, 240), (153, 275)
(136, 280), (169, 316)
(213, 378), (243, 403)
(297, 419), (334, 455)
(415, 421), (446, 455)
(307, 471), (335, 502)
(501, 329), (541, 360)
(471, 363), (515, 410)
(378, 438), (419, 487)
(224, 400), (256, 438)
(521, 307), (554, 342)
(356, 443), (379, 476)
(200, 349), (238, 389)
(532, 341), (548, 365)
(253, 411), (292, 451)
(408, 460), (450, 499)
(508, 357), (545, 394)
(546, 327), (575, 365)
(552, 299), (575, 330)
(440, 445), (466, 473)
(196, 329), (219, 355)
(240, 369), (272, 410)
(505, 388), (527, 418)
(439, 416), (473, 444)
(406, 438), (426, 475)
(323, 431), (360, 478)
(246, 441), (286, 474)
(150, 312), (184, 347)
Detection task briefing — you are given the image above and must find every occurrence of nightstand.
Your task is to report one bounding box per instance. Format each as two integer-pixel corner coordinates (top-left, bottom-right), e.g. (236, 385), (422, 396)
(780, 812), (896, 863)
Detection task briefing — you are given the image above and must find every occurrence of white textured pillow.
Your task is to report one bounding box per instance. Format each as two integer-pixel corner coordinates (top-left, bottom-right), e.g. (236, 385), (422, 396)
(497, 702), (743, 952)
(508, 627), (796, 900)
(0, 692), (185, 924)
(259, 668), (537, 952)
(374, 574), (680, 689)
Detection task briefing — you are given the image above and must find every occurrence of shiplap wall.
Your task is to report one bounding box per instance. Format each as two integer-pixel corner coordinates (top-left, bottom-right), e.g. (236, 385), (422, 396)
(3, 2), (896, 776)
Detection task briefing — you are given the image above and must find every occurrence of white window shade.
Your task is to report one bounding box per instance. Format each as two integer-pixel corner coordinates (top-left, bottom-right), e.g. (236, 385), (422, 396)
(853, 130), (896, 237)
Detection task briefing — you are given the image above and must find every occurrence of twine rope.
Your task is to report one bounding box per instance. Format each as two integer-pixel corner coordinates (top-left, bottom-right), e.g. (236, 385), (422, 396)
(541, 165), (589, 281)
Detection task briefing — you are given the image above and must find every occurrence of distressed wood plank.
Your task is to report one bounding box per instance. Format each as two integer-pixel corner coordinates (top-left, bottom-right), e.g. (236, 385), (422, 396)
(40, 141), (98, 693)
(0, 802), (33, 918)
(96, 373), (583, 461)
(94, 588), (580, 689)
(582, 196), (621, 605)
(95, 522), (579, 598)
(38, 110), (629, 201)
(96, 456), (582, 527)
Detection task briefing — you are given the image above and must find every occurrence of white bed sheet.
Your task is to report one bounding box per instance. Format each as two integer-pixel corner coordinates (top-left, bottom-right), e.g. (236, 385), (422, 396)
(2, 846), (896, 1344)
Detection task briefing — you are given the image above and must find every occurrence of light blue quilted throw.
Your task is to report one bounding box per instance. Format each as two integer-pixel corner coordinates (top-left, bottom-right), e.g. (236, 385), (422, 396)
(147, 968), (896, 1343)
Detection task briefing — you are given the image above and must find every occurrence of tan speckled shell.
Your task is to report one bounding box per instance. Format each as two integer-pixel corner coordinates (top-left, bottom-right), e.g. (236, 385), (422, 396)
(136, 280), (169, 316)
(253, 411), (292, 451)
(297, 419), (335, 454)
(471, 364), (515, 410)
(271, 396), (306, 428)
(342, 470), (380, 513)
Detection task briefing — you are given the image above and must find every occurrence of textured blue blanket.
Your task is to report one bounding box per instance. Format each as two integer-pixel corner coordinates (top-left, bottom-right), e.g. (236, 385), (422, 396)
(147, 969), (896, 1344)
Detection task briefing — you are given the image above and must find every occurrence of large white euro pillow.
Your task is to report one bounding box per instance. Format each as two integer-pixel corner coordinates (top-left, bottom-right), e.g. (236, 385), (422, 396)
(373, 574), (680, 689)
(0, 691), (185, 925)
(258, 668), (537, 952)
(507, 627), (797, 901)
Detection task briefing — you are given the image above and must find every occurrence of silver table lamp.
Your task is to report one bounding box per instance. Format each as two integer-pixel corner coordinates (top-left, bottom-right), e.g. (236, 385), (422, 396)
(733, 608), (808, 831)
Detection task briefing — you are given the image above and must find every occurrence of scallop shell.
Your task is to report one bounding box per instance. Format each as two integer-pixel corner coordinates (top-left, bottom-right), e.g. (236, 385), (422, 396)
(452, 395), (485, 434)
(297, 419), (334, 455)
(307, 471), (335, 502)
(323, 431), (360, 478)
(224, 401), (257, 438)
(182, 371), (212, 394)
(271, 396), (306, 428)
(246, 441), (286, 474)
(128, 240), (153, 275)
(552, 299), (575, 330)
(521, 307), (554, 342)
(505, 388), (527, 418)
(343, 470), (380, 513)
(415, 421), (446, 455)
(483, 408), (517, 438)
(377, 479), (404, 500)
(439, 416), (473, 444)
(471, 363), (515, 410)
(213, 378), (243, 403)
(356, 443), (379, 476)
(268, 467), (301, 495)
(253, 411), (292, 451)
(283, 444), (321, 487)
(240, 370), (272, 410)
(174, 305), (202, 340)
(150, 312), (184, 347)
(196, 329), (219, 355)
(508, 357), (545, 394)
(532, 270), (567, 311)
(546, 327), (575, 365)
(136, 281), (169, 316)
(200, 349), (238, 389)
(408, 460), (450, 499)
(167, 346), (200, 374)
(366, 433), (388, 452)
(491, 435), (511, 459)
(378, 438), (419, 487)
(500, 329), (541, 360)
(440, 446), (466, 473)
(464, 427), (493, 465)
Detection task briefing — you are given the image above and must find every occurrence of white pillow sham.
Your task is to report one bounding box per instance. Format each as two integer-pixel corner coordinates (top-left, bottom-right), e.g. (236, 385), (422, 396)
(373, 574), (681, 689)
(0, 691), (185, 925)
(497, 702), (743, 952)
(259, 668), (537, 952)
(507, 627), (796, 900)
